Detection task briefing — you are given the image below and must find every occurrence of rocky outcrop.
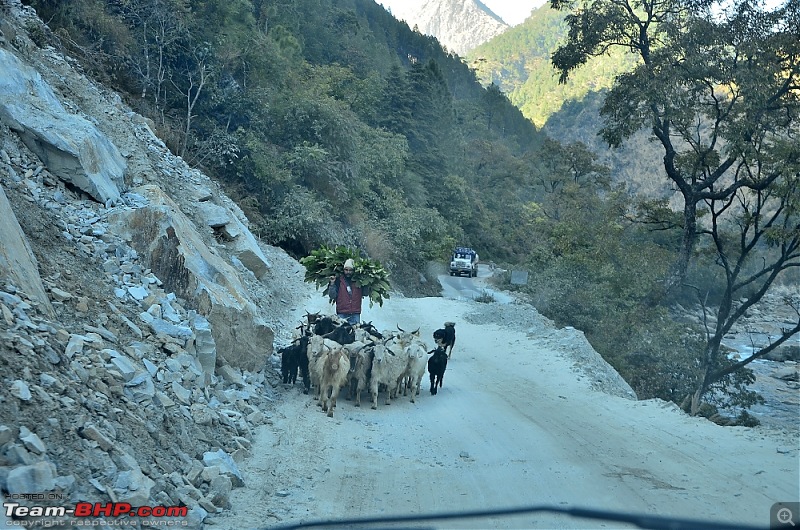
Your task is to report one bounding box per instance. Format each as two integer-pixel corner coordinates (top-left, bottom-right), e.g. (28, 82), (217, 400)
(0, 183), (54, 317)
(108, 186), (273, 372)
(194, 193), (271, 279)
(0, 48), (126, 205)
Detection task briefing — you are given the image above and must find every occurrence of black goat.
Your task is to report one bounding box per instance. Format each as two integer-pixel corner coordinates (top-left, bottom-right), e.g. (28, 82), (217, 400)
(427, 346), (448, 395)
(278, 335), (311, 394)
(359, 321), (383, 340)
(323, 322), (355, 345)
(433, 321), (456, 359)
(304, 311), (321, 326)
(313, 315), (343, 336)
(310, 315), (356, 345)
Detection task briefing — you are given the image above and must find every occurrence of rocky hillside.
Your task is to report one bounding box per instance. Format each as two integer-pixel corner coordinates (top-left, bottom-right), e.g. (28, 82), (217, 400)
(380, 0), (509, 55)
(0, 1), (311, 525)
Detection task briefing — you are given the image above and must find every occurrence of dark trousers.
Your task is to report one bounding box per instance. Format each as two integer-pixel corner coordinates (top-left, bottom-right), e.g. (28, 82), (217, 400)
(338, 313), (360, 325)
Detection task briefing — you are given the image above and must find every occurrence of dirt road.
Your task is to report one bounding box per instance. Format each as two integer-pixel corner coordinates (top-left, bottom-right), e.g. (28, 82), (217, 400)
(213, 289), (798, 529)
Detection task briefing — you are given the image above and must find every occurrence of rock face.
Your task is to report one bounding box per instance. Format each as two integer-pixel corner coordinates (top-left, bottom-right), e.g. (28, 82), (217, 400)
(108, 185), (273, 372)
(193, 194), (272, 280)
(0, 184), (54, 317)
(0, 48), (126, 205)
(382, 0), (509, 55)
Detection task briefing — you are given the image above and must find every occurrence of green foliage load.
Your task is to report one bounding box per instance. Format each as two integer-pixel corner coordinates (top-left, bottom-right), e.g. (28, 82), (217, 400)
(300, 246), (391, 307)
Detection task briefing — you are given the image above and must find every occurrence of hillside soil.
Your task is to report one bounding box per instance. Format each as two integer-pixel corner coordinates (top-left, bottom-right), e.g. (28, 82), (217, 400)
(211, 274), (799, 530)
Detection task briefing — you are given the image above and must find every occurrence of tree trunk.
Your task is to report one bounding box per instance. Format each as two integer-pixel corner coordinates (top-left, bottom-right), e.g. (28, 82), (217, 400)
(688, 342), (715, 416)
(665, 197), (697, 293)
(690, 387), (703, 416)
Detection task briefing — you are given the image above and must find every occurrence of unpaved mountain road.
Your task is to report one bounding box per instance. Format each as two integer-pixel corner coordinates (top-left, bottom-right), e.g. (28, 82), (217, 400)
(212, 279), (799, 530)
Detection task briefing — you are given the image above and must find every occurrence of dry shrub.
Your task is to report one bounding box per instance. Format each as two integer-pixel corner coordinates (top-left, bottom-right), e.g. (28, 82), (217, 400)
(360, 225), (395, 266)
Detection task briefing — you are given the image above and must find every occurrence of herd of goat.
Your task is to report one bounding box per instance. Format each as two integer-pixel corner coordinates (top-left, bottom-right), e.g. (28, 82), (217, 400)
(278, 313), (456, 417)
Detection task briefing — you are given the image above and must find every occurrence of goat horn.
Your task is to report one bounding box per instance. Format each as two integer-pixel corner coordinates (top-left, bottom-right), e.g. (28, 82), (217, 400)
(397, 325), (405, 332)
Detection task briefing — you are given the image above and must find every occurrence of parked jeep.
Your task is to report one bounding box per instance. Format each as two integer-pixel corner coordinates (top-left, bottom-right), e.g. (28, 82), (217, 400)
(449, 247), (479, 277)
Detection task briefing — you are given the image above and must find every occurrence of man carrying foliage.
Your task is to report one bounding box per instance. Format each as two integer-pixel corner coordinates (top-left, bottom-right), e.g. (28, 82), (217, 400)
(328, 258), (370, 324)
(301, 245), (391, 322)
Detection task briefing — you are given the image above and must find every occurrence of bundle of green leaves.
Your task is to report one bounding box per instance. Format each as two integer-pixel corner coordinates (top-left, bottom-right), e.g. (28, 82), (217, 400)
(300, 246), (391, 307)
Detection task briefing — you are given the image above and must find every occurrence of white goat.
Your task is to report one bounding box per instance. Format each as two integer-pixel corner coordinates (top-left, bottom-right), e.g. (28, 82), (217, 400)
(318, 345), (350, 418)
(369, 339), (408, 409)
(400, 339), (429, 403)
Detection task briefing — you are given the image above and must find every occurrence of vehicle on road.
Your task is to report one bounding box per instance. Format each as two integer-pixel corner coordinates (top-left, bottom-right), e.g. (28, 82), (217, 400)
(449, 247), (478, 277)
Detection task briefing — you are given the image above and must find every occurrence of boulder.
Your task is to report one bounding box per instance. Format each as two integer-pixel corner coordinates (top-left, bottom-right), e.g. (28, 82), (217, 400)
(113, 469), (156, 506)
(6, 462), (56, 494)
(0, 184), (54, 317)
(764, 344), (800, 362)
(0, 48), (125, 204)
(18, 426), (46, 455)
(202, 449), (244, 487)
(9, 380), (31, 401)
(773, 366), (799, 382)
(222, 214), (271, 279)
(191, 314), (217, 377)
(197, 201), (230, 228)
(78, 423), (115, 452)
(124, 372), (156, 402)
(197, 199), (271, 279)
(208, 474), (232, 509)
(108, 186), (273, 372)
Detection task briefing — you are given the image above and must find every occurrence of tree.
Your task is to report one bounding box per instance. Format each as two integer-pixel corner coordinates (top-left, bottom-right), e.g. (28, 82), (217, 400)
(551, 0), (800, 414)
(687, 171), (800, 415)
(172, 43), (213, 158)
(378, 65), (413, 133)
(551, 0), (799, 291)
(483, 82), (508, 133)
(532, 138), (610, 221)
(121, 0), (190, 124)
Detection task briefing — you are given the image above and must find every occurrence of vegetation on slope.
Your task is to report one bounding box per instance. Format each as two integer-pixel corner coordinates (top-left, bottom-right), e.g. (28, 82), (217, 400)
(468, 4), (636, 128)
(467, 4), (664, 198)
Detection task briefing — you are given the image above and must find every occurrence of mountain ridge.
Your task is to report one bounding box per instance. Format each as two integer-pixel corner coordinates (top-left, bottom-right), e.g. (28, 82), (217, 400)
(380, 0), (509, 55)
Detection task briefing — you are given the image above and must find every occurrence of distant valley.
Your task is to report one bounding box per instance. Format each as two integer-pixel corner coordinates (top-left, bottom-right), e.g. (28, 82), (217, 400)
(377, 0), (667, 197)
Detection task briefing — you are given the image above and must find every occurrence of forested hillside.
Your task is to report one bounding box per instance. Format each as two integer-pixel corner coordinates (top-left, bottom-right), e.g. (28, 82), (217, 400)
(466, 4), (667, 196)
(16, 0), (800, 422)
(468, 4), (635, 128)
